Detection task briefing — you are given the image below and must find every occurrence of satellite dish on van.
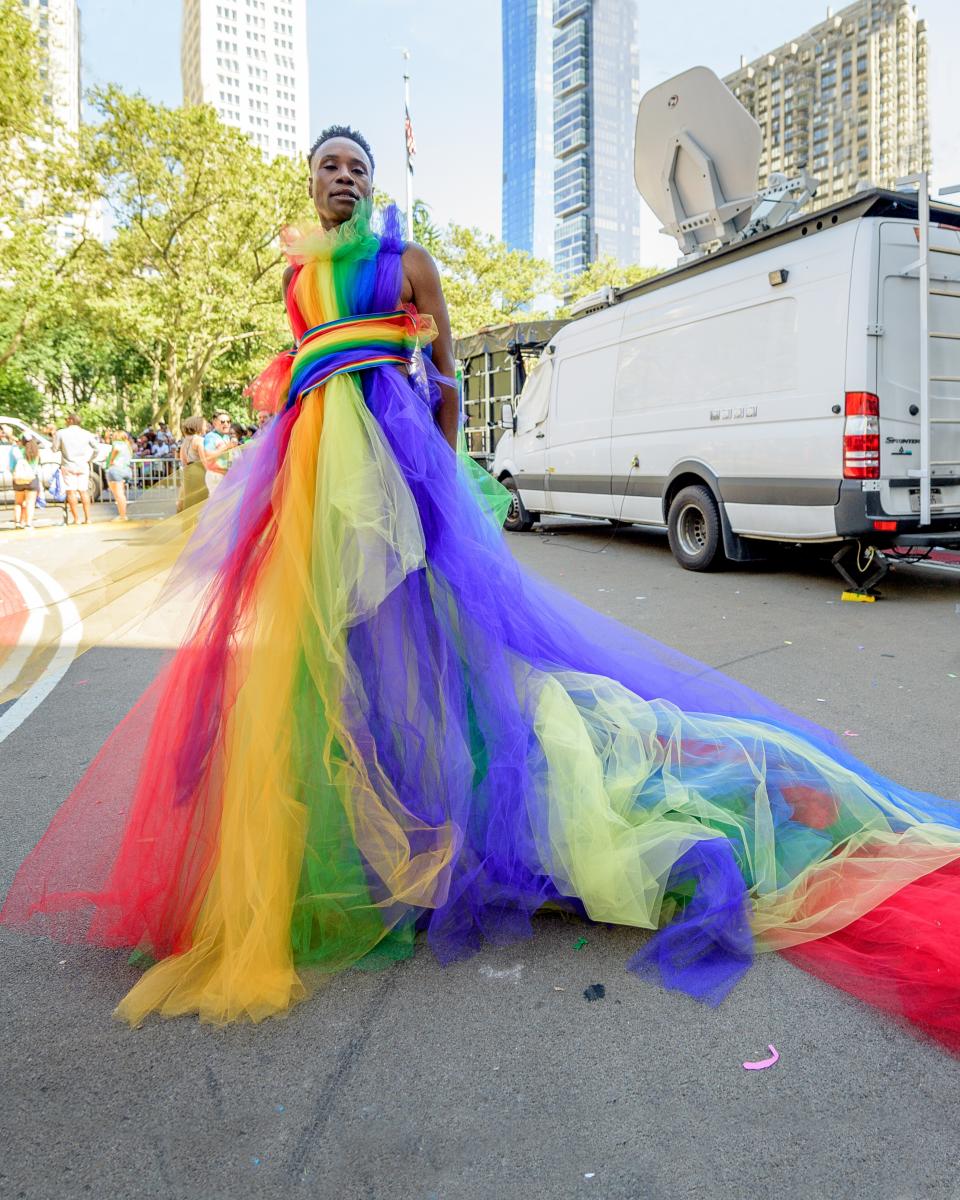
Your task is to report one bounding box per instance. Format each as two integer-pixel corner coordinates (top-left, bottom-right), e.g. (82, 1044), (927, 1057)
(634, 66), (762, 259)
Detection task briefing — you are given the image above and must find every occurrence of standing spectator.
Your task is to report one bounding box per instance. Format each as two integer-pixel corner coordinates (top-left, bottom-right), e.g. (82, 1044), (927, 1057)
(255, 410), (271, 434)
(201, 412), (238, 495)
(178, 415), (209, 512)
(148, 432), (169, 480)
(229, 421), (251, 459)
(52, 413), (98, 526)
(104, 428), (134, 522)
(11, 437), (42, 530)
(1, 426), (16, 485)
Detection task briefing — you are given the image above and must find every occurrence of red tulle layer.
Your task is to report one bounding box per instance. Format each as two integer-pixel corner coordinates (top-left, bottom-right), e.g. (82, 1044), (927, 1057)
(784, 859), (960, 1054)
(243, 350), (294, 414)
(1, 408), (302, 957)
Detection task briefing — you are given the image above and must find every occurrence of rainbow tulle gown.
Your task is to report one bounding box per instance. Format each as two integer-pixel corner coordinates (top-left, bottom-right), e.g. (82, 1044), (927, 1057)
(4, 204), (960, 1046)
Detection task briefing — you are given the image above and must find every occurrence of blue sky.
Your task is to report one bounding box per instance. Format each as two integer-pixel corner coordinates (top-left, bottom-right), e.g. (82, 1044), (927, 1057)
(78, 0), (959, 266)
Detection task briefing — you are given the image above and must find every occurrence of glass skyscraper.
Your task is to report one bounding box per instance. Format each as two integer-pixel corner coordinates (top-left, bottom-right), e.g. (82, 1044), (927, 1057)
(502, 0), (643, 278)
(553, 0), (642, 277)
(501, 0), (556, 263)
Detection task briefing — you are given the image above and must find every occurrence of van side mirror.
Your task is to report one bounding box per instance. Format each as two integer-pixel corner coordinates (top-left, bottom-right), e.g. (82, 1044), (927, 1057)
(500, 403), (514, 430)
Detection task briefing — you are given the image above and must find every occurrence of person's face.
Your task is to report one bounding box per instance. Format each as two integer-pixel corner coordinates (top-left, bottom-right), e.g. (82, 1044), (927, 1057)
(212, 415), (231, 437)
(308, 137), (373, 229)
(256, 411), (270, 428)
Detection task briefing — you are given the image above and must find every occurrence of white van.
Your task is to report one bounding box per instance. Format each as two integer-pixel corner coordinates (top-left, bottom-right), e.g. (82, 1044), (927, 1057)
(492, 189), (960, 575)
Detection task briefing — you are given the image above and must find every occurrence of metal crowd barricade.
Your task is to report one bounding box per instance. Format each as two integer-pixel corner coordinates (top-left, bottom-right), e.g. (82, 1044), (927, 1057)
(98, 456), (182, 514)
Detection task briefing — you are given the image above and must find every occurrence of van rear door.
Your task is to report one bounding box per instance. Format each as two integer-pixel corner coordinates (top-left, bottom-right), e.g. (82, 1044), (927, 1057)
(877, 219), (960, 516)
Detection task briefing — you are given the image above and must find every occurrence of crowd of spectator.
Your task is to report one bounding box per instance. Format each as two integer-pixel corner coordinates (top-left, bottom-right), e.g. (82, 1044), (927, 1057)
(2, 410), (270, 530)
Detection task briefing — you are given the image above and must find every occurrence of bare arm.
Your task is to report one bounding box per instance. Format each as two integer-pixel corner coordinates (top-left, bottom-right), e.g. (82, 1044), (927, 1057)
(402, 244), (459, 451)
(282, 263), (296, 306)
(198, 435), (237, 472)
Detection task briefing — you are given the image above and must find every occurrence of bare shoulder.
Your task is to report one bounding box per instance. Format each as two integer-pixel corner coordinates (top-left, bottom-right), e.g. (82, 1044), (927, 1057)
(400, 242), (441, 305)
(401, 242), (438, 275)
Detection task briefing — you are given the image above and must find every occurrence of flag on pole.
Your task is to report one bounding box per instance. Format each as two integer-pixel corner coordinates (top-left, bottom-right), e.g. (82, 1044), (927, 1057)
(404, 106), (417, 171)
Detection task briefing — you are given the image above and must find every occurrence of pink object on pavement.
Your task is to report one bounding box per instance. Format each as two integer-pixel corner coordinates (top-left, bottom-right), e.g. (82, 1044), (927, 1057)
(743, 1045), (780, 1070)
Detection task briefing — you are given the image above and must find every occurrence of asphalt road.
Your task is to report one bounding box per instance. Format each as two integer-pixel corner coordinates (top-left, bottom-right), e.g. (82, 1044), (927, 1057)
(1, 517), (959, 1200)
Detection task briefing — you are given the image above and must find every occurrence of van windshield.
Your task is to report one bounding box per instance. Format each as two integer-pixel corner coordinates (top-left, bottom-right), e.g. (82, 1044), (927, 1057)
(516, 356), (552, 434)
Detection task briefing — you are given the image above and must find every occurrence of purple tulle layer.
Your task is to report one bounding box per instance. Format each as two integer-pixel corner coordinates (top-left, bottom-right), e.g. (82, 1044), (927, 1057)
(160, 206), (960, 1005)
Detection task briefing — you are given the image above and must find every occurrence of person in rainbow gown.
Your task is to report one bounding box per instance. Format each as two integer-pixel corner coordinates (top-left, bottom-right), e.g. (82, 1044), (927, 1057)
(4, 125), (960, 1049)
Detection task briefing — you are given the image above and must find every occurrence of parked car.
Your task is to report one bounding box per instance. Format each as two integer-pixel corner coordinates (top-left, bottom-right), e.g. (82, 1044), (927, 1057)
(0, 417), (108, 505)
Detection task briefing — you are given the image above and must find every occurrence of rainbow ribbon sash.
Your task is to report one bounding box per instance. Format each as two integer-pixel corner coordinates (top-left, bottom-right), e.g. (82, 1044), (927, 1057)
(287, 309), (431, 409)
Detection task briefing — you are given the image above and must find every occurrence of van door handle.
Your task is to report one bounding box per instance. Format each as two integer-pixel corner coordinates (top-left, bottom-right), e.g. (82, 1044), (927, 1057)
(535, 432), (545, 439)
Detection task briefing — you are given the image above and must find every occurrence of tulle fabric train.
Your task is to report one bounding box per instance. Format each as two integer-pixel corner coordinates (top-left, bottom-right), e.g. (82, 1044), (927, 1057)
(4, 203), (960, 1047)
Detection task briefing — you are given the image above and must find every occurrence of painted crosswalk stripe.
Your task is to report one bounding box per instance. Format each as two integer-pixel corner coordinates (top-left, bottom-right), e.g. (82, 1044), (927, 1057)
(0, 555), (83, 744)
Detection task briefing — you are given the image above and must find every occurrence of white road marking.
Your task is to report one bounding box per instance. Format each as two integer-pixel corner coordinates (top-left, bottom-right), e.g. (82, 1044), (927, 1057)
(0, 560), (45, 695)
(0, 554), (83, 744)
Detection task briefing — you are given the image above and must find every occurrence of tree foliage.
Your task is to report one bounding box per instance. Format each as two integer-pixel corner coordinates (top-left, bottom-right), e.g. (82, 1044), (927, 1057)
(0, 0), (94, 377)
(0, 31), (664, 430)
(434, 226), (555, 337)
(0, 0), (44, 143)
(75, 87), (311, 433)
(558, 256), (660, 314)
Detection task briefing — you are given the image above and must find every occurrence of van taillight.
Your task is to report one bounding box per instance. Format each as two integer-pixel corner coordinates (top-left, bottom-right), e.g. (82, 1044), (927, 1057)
(843, 391), (880, 479)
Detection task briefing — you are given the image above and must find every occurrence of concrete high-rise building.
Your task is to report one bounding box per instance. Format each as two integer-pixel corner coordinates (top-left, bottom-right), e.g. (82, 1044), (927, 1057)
(181, 0), (309, 159)
(501, 0), (555, 264)
(553, 0), (642, 278)
(723, 0), (931, 211)
(20, 0), (92, 247)
(21, 0), (81, 135)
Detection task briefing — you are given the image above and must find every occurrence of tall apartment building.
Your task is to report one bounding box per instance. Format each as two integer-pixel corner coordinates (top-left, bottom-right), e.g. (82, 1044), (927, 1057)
(181, 0), (309, 159)
(553, 0), (642, 278)
(502, 0), (556, 263)
(723, 0), (930, 210)
(20, 0), (81, 134)
(19, 0), (92, 247)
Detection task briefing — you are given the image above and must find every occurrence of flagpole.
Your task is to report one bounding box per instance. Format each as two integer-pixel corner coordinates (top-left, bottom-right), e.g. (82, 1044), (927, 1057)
(402, 53), (414, 243)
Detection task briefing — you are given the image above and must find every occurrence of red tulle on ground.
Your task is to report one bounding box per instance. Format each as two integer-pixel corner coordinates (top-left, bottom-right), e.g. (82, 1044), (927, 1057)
(784, 859), (960, 1054)
(1, 407), (302, 958)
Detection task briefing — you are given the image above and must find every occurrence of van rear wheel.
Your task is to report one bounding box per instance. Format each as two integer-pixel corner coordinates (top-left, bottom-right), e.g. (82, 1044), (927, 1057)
(502, 476), (537, 533)
(667, 485), (725, 571)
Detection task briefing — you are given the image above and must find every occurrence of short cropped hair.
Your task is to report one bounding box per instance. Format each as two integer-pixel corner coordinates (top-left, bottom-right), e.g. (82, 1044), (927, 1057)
(308, 125), (375, 175)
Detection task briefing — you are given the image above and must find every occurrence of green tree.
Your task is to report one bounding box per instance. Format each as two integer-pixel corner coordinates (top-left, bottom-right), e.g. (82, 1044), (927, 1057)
(365, 188), (554, 335)
(0, 0), (43, 141)
(0, 365), (44, 423)
(0, 0), (95, 372)
(436, 225), (554, 337)
(80, 87), (312, 433)
(412, 199), (443, 257)
(16, 292), (157, 433)
(559, 256), (660, 313)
